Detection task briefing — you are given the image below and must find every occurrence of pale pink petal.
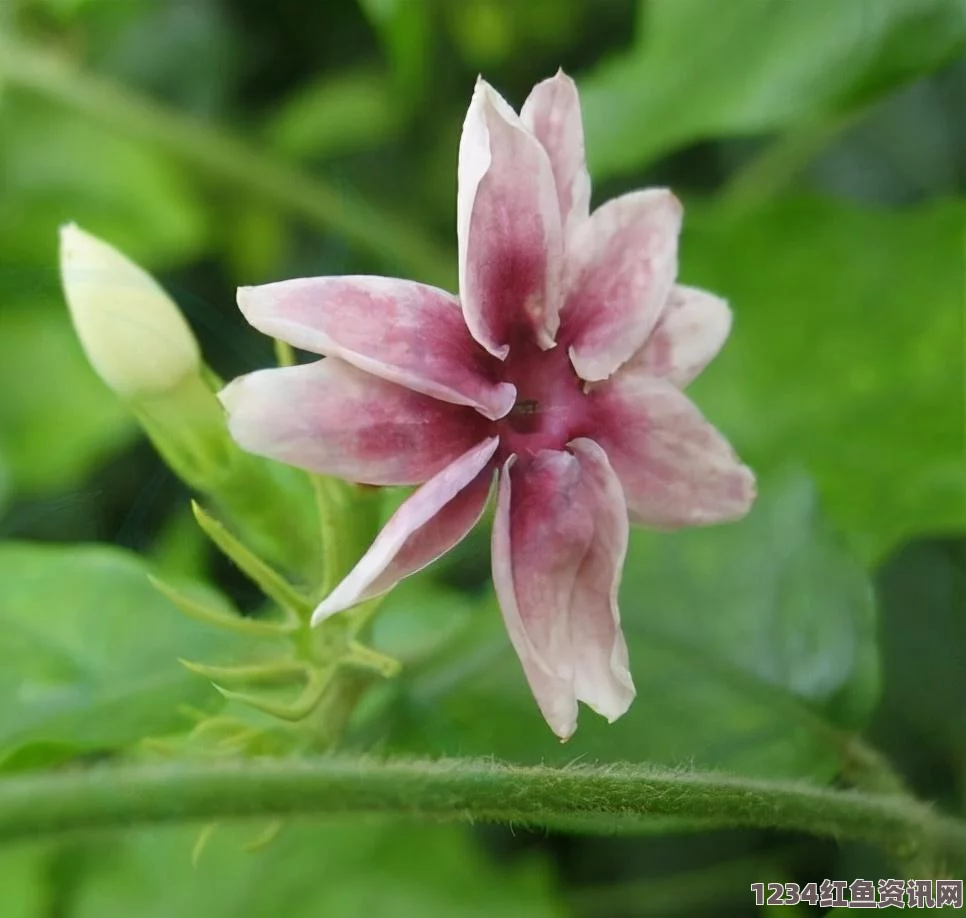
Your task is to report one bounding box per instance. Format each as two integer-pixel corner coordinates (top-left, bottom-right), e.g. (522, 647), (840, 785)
(562, 189), (683, 382)
(626, 285), (732, 388)
(491, 441), (635, 740)
(520, 70), (591, 238)
(220, 358), (488, 486)
(312, 437), (498, 622)
(457, 79), (563, 357)
(237, 277), (515, 421)
(590, 372), (755, 527)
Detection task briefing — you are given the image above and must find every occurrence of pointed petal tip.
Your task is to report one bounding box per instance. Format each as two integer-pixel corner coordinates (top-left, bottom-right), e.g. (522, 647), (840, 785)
(312, 437), (499, 628)
(310, 598), (344, 627)
(469, 77), (519, 125)
(554, 722), (577, 743)
(236, 284), (272, 326)
(597, 678), (636, 724)
(738, 464), (758, 508)
(215, 374), (243, 412)
(58, 221), (80, 248)
(487, 382), (517, 420)
(236, 284), (254, 307)
(646, 187), (684, 216)
(567, 345), (607, 383)
(548, 67), (577, 90)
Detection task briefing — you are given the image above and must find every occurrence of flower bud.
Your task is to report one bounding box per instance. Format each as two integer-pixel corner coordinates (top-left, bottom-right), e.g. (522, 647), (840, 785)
(59, 223), (201, 397)
(57, 224), (323, 586)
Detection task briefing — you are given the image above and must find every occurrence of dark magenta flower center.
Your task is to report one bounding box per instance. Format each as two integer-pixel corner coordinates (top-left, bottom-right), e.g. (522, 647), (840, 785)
(495, 337), (592, 460)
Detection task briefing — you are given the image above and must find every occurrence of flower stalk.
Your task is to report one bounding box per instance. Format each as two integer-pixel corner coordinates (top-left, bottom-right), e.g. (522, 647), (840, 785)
(0, 758), (963, 872)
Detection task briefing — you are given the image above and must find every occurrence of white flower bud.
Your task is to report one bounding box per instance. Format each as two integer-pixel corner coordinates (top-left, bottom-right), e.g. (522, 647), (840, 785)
(59, 224), (201, 397)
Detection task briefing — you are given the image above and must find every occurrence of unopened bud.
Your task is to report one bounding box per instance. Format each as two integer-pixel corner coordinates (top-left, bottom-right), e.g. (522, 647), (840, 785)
(57, 224), (322, 585)
(59, 223), (200, 397)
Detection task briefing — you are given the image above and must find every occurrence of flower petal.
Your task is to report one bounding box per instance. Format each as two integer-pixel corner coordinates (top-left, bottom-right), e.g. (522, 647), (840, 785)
(590, 372), (755, 527)
(562, 189), (683, 382)
(520, 70), (591, 238)
(625, 285), (732, 388)
(237, 277), (515, 421)
(458, 79), (563, 357)
(220, 358), (488, 485)
(312, 437), (498, 622)
(491, 441), (635, 740)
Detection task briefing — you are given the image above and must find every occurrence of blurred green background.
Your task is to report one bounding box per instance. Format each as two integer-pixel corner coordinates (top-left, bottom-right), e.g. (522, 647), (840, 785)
(0, 0), (964, 914)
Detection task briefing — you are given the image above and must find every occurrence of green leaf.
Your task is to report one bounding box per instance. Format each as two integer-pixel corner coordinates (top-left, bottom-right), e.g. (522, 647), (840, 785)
(682, 196), (965, 560)
(72, 820), (564, 918)
(386, 475), (876, 780)
(265, 69), (402, 161)
(371, 574), (476, 666)
(0, 96), (207, 267)
(0, 541), (240, 765)
(0, 843), (47, 918)
(0, 295), (135, 495)
(580, 0), (966, 175)
(357, 0), (432, 103)
(876, 540), (966, 758)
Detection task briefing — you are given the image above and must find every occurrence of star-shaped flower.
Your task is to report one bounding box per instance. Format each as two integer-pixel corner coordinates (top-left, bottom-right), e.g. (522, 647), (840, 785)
(221, 72), (756, 739)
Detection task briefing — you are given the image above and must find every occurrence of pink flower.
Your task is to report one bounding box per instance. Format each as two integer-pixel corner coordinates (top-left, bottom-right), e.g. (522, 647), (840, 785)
(221, 72), (755, 739)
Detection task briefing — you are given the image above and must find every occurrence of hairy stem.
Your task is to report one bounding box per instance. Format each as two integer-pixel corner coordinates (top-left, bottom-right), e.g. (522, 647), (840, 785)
(0, 758), (964, 869)
(0, 37), (454, 286)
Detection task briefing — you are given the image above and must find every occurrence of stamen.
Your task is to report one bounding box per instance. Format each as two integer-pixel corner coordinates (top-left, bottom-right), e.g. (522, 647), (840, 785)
(511, 398), (540, 416)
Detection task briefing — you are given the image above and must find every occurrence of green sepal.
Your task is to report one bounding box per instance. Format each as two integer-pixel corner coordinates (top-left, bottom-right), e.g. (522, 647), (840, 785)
(342, 641), (401, 679)
(192, 823), (219, 866)
(148, 574), (298, 637)
(179, 658), (312, 688)
(213, 669), (332, 722)
(191, 501), (314, 619)
(244, 821), (284, 852)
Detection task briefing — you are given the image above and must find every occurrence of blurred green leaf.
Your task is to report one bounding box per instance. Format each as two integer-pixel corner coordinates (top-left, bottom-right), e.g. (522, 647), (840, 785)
(265, 69), (402, 162)
(445, 0), (515, 67)
(580, 0), (966, 175)
(0, 295), (135, 494)
(445, 0), (583, 67)
(876, 539), (966, 758)
(0, 842), (47, 918)
(0, 541), (238, 765)
(683, 196), (965, 560)
(357, 0), (432, 103)
(372, 574), (476, 666)
(387, 475), (876, 780)
(73, 820), (564, 918)
(0, 97), (207, 267)
(93, 0), (238, 115)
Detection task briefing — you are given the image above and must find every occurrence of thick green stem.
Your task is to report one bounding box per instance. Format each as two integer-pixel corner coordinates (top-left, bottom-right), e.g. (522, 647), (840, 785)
(0, 36), (454, 287)
(0, 758), (964, 869)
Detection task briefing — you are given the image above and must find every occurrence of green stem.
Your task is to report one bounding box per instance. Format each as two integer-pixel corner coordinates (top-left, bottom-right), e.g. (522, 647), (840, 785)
(0, 36), (454, 286)
(717, 112), (861, 214)
(0, 758), (964, 867)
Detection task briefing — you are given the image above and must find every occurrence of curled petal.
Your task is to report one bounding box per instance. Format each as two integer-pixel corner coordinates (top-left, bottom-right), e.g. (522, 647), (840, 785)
(220, 358), (487, 485)
(590, 372), (755, 527)
(312, 437), (498, 622)
(626, 285), (732, 388)
(237, 277), (514, 421)
(520, 70), (591, 238)
(458, 79), (563, 356)
(563, 189), (683, 382)
(491, 440), (635, 740)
